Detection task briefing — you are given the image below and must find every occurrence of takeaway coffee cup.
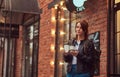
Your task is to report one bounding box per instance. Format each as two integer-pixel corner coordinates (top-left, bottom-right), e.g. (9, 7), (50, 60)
(64, 44), (77, 52)
(69, 45), (75, 51)
(64, 44), (70, 53)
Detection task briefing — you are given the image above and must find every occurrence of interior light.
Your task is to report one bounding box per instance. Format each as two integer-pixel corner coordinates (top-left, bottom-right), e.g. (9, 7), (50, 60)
(60, 31), (65, 36)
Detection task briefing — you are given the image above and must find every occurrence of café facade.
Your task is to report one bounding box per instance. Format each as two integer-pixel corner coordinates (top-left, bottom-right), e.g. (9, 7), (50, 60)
(0, 0), (120, 77)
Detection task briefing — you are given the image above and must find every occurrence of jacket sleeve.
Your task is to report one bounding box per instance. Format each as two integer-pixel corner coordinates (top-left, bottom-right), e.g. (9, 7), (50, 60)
(76, 41), (95, 63)
(63, 52), (73, 63)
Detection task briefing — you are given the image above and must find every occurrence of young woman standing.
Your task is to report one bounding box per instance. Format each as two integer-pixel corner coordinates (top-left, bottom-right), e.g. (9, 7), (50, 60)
(63, 20), (95, 77)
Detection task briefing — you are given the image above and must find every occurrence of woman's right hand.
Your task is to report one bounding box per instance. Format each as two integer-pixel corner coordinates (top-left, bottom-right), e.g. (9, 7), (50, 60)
(70, 50), (78, 56)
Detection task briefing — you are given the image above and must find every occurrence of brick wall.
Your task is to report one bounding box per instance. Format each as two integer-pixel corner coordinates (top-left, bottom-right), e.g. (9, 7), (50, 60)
(38, 0), (55, 77)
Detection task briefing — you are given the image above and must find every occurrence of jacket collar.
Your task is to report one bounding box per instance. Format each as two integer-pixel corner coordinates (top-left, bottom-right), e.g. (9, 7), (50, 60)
(73, 39), (86, 46)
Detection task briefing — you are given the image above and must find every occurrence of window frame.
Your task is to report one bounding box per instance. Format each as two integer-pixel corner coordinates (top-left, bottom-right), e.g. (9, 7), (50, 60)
(108, 0), (120, 76)
(22, 15), (40, 77)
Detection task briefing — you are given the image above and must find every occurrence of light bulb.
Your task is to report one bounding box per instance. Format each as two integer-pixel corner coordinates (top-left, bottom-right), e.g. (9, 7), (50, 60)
(50, 44), (55, 51)
(50, 61), (54, 66)
(51, 29), (55, 36)
(59, 61), (64, 65)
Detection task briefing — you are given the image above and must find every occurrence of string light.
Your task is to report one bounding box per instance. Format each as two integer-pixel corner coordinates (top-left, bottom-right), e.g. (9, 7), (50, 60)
(59, 61), (64, 65)
(62, 7), (67, 10)
(54, 4), (58, 9)
(60, 46), (64, 51)
(50, 44), (55, 51)
(51, 29), (55, 36)
(50, 61), (54, 66)
(60, 17), (66, 21)
(51, 17), (56, 22)
(60, 1), (64, 6)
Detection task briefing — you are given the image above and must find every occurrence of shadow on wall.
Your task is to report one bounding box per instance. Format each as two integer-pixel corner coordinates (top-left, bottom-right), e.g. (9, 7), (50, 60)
(84, 0), (99, 13)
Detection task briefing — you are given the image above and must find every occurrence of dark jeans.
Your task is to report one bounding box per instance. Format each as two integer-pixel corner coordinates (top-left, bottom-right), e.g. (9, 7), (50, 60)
(67, 65), (90, 77)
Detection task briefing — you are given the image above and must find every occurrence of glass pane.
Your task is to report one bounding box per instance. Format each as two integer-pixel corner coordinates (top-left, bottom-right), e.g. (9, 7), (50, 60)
(115, 0), (120, 3)
(30, 42), (33, 64)
(64, 20), (69, 43)
(71, 20), (76, 38)
(24, 21), (39, 77)
(117, 33), (120, 54)
(62, 11), (77, 77)
(116, 55), (120, 73)
(117, 10), (120, 32)
(30, 26), (34, 39)
(0, 38), (4, 77)
(34, 22), (39, 37)
(64, 11), (70, 43)
(115, 9), (120, 74)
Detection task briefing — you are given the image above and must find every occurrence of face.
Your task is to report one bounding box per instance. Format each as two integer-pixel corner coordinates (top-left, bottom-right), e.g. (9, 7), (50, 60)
(75, 23), (84, 36)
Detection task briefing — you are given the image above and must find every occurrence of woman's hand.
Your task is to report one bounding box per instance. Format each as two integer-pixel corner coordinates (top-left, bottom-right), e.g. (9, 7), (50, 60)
(70, 50), (78, 56)
(63, 52), (70, 56)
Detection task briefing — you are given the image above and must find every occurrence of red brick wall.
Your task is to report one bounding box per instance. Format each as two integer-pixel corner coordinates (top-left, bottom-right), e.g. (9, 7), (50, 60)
(15, 26), (23, 77)
(38, 0), (55, 77)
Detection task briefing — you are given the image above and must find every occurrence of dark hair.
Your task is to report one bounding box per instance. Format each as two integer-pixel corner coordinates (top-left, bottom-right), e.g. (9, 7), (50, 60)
(75, 20), (88, 40)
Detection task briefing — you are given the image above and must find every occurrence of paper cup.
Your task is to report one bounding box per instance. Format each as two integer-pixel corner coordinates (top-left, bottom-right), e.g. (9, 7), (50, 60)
(64, 45), (70, 52)
(69, 45), (75, 50)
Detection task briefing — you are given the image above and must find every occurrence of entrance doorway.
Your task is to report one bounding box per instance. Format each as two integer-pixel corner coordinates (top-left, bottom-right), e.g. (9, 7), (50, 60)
(108, 0), (120, 77)
(113, 1), (120, 76)
(0, 23), (19, 77)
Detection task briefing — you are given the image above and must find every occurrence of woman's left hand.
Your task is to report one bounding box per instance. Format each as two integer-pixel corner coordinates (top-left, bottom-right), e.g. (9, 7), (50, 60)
(70, 50), (79, 56)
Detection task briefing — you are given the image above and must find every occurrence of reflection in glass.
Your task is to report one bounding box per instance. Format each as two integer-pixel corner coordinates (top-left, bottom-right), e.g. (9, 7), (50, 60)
(62, 11), (77, 77)
(115, 10), (120, 74)
(23, 21), (39, 77)
(115, 0), (120, 4)
(117, 10), (120, 32)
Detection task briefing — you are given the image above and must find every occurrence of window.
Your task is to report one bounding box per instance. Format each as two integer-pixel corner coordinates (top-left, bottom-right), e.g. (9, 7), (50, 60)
(62, 11), (77, 77)
(115, 0), (120, 3)
(0, 37), (16, 77)
(0, 37), (4, 77)
(109, 0), (120, 76)
(22, 17), (39, 77)
(115, 10), (120, 74)
(0, 23), (19, 77)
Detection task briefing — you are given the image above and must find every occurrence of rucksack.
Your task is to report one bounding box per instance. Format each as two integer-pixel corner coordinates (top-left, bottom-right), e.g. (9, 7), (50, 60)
(83, 40), (101, 75)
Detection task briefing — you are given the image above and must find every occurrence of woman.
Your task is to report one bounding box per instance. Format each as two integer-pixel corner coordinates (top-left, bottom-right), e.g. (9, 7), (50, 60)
(63, 20), (95, 77)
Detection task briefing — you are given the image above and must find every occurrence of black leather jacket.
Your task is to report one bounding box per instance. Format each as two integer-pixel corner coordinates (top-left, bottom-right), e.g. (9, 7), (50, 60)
(63, 39), (95, 75)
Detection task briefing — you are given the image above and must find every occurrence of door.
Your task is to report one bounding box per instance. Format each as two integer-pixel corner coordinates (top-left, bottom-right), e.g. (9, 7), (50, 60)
(114, 1), (120, 76)
(22, 20), (39, 77)
(109, 0), (120, 76)
(0, 23), (19, 77)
